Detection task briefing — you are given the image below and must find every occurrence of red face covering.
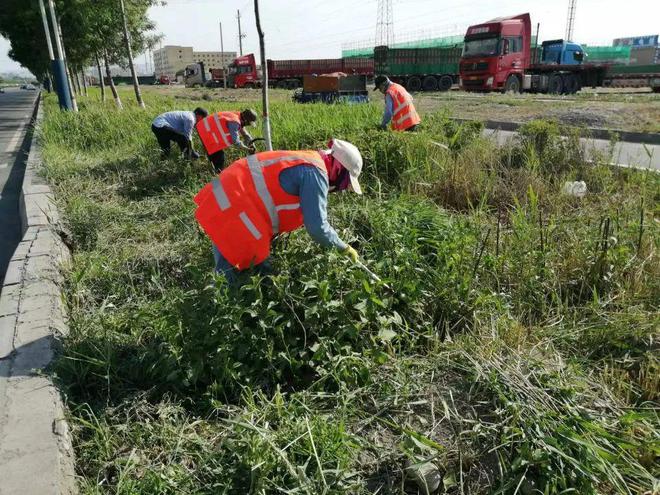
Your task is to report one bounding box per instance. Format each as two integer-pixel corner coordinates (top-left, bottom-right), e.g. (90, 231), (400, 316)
(320, 149), (350, 192)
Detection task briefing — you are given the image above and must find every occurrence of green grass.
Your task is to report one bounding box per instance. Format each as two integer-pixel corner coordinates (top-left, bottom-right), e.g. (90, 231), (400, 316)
(42, 87), (659, 494)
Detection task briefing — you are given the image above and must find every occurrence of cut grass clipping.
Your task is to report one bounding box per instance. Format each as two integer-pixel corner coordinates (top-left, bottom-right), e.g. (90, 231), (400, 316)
(42, 87), (659, 494)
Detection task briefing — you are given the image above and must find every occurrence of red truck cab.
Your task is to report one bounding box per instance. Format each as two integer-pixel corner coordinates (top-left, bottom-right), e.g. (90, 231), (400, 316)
(228, 54), (261, 88)
(460, 13), (531, 92)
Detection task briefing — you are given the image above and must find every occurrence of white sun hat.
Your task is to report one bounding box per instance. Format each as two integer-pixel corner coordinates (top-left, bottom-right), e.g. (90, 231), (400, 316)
(330, 139), (363, 195)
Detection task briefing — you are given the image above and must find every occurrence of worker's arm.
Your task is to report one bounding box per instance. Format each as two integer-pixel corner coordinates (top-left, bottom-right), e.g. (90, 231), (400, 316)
(279, 166), (348, 250)
(182, 113), (198, 157)
(380, 93), (394, 129)
(228, 122), (253, 151)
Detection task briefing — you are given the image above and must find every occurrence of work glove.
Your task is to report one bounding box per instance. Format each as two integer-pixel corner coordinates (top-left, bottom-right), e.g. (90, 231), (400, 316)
(342, 245), (359, 263)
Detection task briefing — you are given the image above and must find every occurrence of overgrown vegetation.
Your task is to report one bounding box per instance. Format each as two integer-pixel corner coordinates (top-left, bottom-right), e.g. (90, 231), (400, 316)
(42, 88), (659, 494)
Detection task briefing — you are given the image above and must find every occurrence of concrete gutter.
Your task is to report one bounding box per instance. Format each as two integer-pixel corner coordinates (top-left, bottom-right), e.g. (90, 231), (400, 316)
(452, 117), (660, 145)
(0, 96), (77, 494)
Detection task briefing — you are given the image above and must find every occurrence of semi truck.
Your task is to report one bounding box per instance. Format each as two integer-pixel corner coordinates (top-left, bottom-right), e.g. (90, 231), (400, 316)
(459, 13), (660, 94)
(184, 62), (226, 88)
(459, 13), (607, 93)
(227, 53), (374, 89)
(374, 44), (462, 91)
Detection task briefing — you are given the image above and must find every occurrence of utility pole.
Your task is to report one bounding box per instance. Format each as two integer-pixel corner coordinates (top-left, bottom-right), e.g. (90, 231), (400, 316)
(37, 0), (54, 94)
(42, 0), (72, 109)
(120, 0), (145, 108)
(254, 0), (271, 150)
(219, 21), (227, 89)
(237, 9), (246, 56)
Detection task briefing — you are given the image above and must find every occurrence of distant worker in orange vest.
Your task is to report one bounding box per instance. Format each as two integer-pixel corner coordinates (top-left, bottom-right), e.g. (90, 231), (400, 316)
(374, 75), (421, 132)
(194, 139), (364, 287)
(196, 109), (259, 173)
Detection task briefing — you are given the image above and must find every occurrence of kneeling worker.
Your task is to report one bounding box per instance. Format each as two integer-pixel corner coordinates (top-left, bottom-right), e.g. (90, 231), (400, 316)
(196, 109), (259, 173)
(374, 75), (421, 132)
(152, 107), (208, 159)
(194, 139), (363, 286)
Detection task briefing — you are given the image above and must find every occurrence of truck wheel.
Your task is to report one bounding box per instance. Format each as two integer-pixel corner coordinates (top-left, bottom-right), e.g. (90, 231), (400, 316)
(422, 76), (438, 91)
(504, 75), (521, 93)
(438, 75), (453, 91)
(277, 80), (288, 89)
(406, 76), (422, 92)
(563, 74), (580, 94)
(548, 74), (563, 94)
(287, 80), (299, 89)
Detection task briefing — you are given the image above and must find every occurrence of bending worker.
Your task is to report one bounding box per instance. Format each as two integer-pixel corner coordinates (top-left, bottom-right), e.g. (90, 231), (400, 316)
(196, 109), (259, 173)
(194, 139), (363, 286)
(374, 75), (421, 132)
(152, 107), (208, 159)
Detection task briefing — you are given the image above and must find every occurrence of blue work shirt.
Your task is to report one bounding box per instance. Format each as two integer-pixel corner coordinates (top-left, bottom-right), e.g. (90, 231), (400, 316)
(226, 120), (243, 146)
(279, 165), (347, 250)
(152, 111), (196, 140)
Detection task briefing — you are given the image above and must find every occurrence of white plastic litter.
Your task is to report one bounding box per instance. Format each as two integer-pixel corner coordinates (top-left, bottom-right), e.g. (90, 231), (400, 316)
(562, 180), (587, 198)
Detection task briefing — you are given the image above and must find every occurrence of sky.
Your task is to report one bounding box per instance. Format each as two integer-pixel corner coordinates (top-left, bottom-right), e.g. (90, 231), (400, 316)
(2, 0), (659, 74)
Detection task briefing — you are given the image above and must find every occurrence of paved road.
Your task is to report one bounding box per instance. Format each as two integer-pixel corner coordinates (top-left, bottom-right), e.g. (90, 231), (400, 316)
(0, 88), (38, 286)
(484, 129), (659, 171)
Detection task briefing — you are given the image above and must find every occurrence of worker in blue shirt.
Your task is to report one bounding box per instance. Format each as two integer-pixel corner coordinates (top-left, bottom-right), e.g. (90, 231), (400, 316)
(206, 139), (363, 287)
(151, 107), (208, 159)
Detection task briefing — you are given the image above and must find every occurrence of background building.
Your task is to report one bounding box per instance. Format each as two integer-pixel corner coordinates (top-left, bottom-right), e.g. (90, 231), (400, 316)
(194, 51), (237, 72)
(153, 45), (237, 79)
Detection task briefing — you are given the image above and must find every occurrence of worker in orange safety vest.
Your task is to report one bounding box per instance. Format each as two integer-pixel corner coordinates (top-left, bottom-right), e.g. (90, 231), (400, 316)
(194, 139), (364, 287)
(195, 109), (259, 173)
(374, 75), (421, 132)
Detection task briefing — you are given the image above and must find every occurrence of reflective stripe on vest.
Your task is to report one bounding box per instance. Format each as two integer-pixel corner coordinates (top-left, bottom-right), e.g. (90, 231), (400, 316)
(247, 154), (280, 235)
(213, 113), (231, 148)
(239, 211), (262, 240)
(211, 177), (230, 210)
(203, 118), (220, 145)
(276, 203), (301, 211)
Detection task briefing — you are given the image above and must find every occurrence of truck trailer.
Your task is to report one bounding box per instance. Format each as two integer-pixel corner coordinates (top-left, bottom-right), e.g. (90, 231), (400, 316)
(459, 13), (660, 94)
(227, 54), (374, 89)
(374, 44), (462, 91)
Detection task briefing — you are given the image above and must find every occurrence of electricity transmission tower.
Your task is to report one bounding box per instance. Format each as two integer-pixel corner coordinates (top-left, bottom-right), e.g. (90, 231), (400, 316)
(375, 0), (394, 47)
(565, 0), (577, 40)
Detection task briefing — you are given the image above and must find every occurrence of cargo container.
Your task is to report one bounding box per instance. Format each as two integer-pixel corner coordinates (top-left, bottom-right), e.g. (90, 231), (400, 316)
(374, 44), (462, 91)
(629, 46), (660, 66)
(227, 53), (374, 89)
(293, 74), (369, 104)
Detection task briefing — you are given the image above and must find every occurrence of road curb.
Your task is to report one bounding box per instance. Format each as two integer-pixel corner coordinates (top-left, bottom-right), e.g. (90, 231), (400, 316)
(0, 95), (77, 494)
(452, 118), (660, 145)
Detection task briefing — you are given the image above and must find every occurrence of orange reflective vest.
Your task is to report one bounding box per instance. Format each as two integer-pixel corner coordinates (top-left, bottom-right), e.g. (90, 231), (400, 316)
(387, 83), (421, 131)
(196, 111), (242, 155)
(194, 150), (328, 269)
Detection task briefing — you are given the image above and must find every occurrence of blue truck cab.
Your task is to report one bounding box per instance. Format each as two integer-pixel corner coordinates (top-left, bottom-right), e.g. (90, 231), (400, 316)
(541, 39), (585, 65)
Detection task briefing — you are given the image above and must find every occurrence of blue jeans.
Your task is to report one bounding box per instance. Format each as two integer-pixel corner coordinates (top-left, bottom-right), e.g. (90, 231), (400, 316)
(212, 245), (272, 288)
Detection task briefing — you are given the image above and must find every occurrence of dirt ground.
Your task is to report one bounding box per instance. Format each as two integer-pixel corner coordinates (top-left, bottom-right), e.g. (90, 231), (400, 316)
(415, 89), (660, 133)
(139, 85), (660, 134)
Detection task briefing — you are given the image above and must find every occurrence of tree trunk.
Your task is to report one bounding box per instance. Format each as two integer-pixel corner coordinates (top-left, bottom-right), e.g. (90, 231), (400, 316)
(119, 0), (145, 108)
(95, 53), (106, 103)
(66, 64), (79, 111)
(254, 0), (272, 150)
(74, 69), (82, 95)
(104, 51), (123, 109)
(81, 67), (89, 97)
